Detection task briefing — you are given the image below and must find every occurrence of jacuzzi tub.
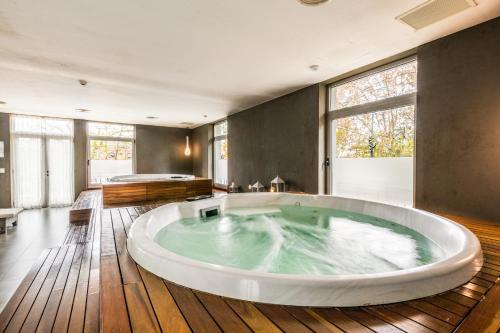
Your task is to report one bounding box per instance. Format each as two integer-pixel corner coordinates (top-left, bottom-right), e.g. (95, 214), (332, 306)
(127, 193), (482, 306)
(110, 174), (195, 182)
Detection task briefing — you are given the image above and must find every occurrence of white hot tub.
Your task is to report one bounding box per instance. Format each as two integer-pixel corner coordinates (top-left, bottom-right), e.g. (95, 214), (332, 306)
(127, 193), (482, 306)
(109, 174), (195, 182)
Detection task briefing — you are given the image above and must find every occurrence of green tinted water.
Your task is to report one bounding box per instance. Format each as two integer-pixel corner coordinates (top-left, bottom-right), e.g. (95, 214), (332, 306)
(154, 205), (444, 275)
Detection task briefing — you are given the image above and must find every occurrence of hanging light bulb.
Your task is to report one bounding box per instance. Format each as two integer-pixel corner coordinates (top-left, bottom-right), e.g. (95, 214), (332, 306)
(184, 136), (191, 156)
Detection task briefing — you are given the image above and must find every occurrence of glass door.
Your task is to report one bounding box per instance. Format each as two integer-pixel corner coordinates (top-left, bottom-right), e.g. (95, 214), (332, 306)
(11, 115), (74, 208)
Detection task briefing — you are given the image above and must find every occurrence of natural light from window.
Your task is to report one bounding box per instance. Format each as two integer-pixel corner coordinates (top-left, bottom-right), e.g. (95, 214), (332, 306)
(88, 122), (135, 185)
(214, 121), (228, 187)
(330, 59), (417, 206)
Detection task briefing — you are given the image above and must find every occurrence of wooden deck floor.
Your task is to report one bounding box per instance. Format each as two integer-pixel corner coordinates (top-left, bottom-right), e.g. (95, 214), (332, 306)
(0, 197), (498, 332)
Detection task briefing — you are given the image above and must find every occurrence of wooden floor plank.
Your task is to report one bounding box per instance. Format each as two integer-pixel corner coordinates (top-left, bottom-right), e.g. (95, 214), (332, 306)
(406, 300), (462, 325)
(123, 282), (162, 333)
(51, 243), (85, 333)
(454, 286), (483, 301)
(341, 308), (403, 333)
(455, 283), (500, 333)
(285, 306), (344, 333)
(20, 246), (69, 333)
(254, 303), (314, 333)
(84, 208), (101, 333)
(462, 282), (488, 294)
(100, 255), (131, 333)
(440, 291), (478, 308)
(118, 207), (134, 234)
(385, 303), (454, 333)
(0, 248), (51, 332)
(195, 291), (253, 333)
(35, 245), (77, 333)
(366, 307), (435, 333)
(312, 308), (373, 333)
(67, 240), (94, 333)
(424, 295), (470, 316)
(4, 247), (61, 333)
(470, 277), (494, 289)
(225, 298), (282, 333)
(110, 209), (142, 284)
(165, 281), (222, 333)
(138, 266), (191, 333)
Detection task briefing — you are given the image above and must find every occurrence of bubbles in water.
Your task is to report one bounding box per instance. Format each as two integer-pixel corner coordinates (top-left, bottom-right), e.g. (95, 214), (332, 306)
(154, 206), (445, 276)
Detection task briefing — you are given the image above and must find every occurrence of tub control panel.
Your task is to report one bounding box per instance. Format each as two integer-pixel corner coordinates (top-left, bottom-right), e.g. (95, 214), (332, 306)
(200, 206), (220, 219)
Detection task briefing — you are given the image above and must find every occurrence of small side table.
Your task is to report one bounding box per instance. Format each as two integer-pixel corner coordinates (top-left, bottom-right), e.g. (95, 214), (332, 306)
(0, 208), (23, 234)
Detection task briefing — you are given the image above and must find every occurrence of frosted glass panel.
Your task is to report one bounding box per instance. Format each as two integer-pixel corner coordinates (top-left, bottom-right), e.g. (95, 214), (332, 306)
(331, 157), (413, 207)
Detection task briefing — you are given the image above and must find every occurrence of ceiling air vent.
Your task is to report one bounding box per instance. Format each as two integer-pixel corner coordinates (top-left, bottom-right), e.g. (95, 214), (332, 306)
(396, 0), (477, 30)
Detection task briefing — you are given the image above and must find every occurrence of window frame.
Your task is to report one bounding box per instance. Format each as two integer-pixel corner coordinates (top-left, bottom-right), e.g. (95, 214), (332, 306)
(325, 56), (417, 202)
(212, 120), (228, 190)
(86, 121), (136, 188)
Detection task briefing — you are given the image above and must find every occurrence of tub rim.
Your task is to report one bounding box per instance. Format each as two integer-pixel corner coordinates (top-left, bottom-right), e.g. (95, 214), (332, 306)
(127, 193), (482, 287)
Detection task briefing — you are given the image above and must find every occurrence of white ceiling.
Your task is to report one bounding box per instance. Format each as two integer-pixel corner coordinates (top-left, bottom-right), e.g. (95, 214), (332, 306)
(0, 0), (498, 128)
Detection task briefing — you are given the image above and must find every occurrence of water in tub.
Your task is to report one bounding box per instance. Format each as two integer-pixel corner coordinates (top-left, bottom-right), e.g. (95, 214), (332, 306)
(154, 206), (445, 275)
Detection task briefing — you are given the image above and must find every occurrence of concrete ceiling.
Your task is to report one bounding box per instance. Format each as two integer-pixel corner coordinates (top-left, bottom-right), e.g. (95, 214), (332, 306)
(0, 0), (498, 128)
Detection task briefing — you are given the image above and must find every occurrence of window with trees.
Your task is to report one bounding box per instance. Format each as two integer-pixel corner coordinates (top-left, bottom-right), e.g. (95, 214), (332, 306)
(329, 58), (417, 206)
(87, 122), (135, 185)
(213, 121), (228, 187)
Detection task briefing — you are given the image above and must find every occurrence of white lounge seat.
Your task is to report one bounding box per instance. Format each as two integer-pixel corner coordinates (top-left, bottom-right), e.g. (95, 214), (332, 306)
(0, 208), (23, 234)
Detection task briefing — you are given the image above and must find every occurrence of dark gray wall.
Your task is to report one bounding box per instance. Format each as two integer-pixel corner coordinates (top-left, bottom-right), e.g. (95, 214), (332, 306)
(136, 124), (193, 174)
(228, 84), (323, 193)
(0, 113), (11, 208)
(416, 17), (500, 221)
(192, 124), (213, 178)
(74, 119), (87, 200)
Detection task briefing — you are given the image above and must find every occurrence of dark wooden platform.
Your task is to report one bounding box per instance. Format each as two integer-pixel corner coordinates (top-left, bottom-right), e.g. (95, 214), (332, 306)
(0, 194), (498, 332)
(69, 190), (102, 224)
(102, 178), (213, 207)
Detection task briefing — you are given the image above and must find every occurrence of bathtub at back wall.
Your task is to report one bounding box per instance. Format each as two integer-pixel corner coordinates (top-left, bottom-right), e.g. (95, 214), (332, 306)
(109, 174), (195, 182)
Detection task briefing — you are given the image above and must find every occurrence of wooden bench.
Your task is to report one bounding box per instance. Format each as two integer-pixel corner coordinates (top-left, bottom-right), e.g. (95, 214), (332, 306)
(69, 190), (101, 224)
(0, 208), (23, 234)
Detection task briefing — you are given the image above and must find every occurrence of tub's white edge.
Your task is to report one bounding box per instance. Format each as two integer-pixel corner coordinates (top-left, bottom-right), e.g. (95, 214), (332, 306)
(126, 193), (483, 306)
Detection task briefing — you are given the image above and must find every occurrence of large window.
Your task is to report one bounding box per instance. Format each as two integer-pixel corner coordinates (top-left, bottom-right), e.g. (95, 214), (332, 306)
(213, 121), (228, 187)
(11, 115), (74, 208)
(329, 58), (417, 206)
(87, 122), (135, 185)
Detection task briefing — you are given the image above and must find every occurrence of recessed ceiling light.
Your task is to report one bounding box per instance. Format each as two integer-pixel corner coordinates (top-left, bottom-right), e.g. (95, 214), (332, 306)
(76, 108), (91, 113)
(0, 101), (6, 105)
(203, 115), (208, 118)
(309, 64), (319, 71)
(298, 0), (330, 6)
(79, 79), (88, 86)
(146, 116), (158, 119)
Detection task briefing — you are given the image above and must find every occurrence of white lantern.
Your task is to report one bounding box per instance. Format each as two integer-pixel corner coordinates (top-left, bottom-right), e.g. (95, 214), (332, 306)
(251, 181), (265, 192)
(270, 176), (286, 192)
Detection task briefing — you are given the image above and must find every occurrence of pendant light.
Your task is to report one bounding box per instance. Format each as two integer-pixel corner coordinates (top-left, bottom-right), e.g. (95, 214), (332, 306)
(297, 0), (330, 5)
(184, 136), (191, 156)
